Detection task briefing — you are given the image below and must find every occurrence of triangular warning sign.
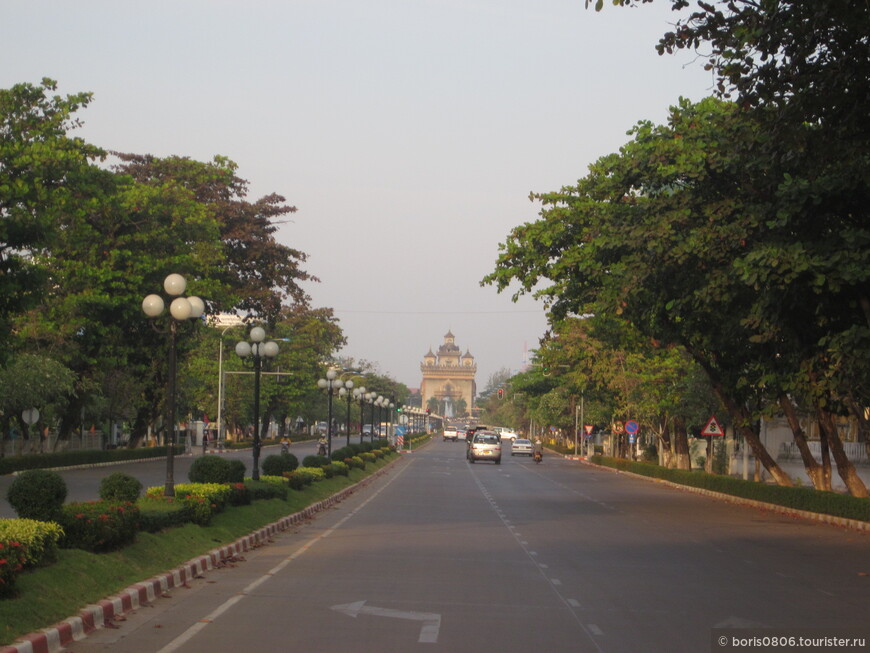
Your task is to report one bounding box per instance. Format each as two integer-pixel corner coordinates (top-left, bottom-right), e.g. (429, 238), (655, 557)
(701, 416), (724, 436)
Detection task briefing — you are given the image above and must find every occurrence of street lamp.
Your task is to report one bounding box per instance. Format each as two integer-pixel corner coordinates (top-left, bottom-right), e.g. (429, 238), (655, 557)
(338, 378), (354, 446)
(142, 273), (204, 497)
(353, 386), (366, 441)
(235, 326), (279, 480)
(366, 392), (378, 442)
(317, 369), (344, 457)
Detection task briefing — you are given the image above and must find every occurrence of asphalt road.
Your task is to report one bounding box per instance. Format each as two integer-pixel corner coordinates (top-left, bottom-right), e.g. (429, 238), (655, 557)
(52, 439), (868, 653)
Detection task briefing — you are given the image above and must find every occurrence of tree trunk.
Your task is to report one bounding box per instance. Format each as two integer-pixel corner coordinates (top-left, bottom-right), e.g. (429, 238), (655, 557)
(778, 393), (828, 490)
(658, 416), (673, 468)
(845, 394), (870, 459)
(710, 381), (792, 487)
(815, 415), (833, 491)
(672, 415), (692, 470)
(818, 407), (868, 497)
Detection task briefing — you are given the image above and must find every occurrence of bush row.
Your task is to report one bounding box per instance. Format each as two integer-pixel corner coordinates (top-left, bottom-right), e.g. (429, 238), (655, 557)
(1, 446), (397, 597)
(588, 456), (870, 522)
(0, 446), (184, 475)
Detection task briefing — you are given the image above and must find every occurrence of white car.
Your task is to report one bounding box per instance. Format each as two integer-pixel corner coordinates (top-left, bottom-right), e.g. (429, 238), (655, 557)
(495, 427), (519, 442)
(443, 426), (459, 441)
(511, 439), (533, 456)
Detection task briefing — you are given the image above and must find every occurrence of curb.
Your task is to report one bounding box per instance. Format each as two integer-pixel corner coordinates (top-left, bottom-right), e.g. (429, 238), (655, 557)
(566, 455), (870, 534)
(0, 459), (400, 653)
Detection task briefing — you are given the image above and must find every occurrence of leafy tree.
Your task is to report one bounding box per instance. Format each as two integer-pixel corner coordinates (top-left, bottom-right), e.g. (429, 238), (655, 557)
(0, 79), (104, 355)
(0, 354), (76, 452)
(113, 153), (314, 322)
(485, 92), (867, 495)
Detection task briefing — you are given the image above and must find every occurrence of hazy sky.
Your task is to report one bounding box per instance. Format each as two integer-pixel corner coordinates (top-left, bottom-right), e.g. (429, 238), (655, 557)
(3, 0), (713, 389)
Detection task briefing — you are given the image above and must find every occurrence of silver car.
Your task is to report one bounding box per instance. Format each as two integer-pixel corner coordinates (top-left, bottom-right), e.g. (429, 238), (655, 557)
(511, 438), (533, 456)
(468, 431), (502, 464)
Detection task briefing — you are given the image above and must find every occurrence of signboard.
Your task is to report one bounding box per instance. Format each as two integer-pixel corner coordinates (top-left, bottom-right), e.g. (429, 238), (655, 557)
(701, 415), (724, 437)
(624, 420), (639, 435)
(584, 424), (594, 435)
(394, 425), (407, 437)
(613, 421), (624, 434)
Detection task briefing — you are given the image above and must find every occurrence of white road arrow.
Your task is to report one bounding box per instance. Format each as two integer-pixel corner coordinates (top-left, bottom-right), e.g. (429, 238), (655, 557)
(332, 600), (442, 643)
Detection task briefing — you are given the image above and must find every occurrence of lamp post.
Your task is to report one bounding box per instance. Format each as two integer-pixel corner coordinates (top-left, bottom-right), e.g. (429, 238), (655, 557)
(353, 386), (366, 443)
(338, 378), (354, 446)
(235, 326), (279, 480)
(317, 369), (344, 457)
(142, 273), (204, 497)
(216, 323), (245, 449)
(366, 392), (378, 442)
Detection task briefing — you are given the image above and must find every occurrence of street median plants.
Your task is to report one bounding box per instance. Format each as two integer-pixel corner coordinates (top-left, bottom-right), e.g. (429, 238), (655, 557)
(588, 456), (870, 523)
(0, 448), (400, 646)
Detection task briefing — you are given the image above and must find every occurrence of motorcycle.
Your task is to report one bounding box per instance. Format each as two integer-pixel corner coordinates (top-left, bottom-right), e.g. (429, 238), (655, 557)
(533, 451), (542, 464)
(280, 441), (290, 455)
(317, 441), (327, 457)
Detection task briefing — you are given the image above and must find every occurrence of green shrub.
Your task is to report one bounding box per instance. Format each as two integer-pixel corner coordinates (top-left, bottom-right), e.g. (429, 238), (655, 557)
(346, 455), (365, 470)
(59, 501), (139, 552)
(145, 483), (232, 526)
(227, 458), (246, 483)
(360, 452), (376, 463)
(262, 453), (298, 476)
(0, 538), (27, 598)
(136, 498), (191, 532)
(284, 471), (307, 490)
(6, 470), (67, 522)
(246, 477), (288, 501)
(589, 456), (870, 522)
(0, 518), (64, 568)
(302, 454), (329, 468)
(188, 455), (236, 484)
(0, 445), (182, 475)
(227, 482), (251, 506)
(99, 472), (143, 503)
(328, 461), (350, 477)
(330, 446), (352, 462)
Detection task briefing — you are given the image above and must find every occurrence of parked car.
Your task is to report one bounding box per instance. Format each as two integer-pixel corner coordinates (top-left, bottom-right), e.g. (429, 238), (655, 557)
(467, 431), (502, 464)
(443, 426), (459, 442)
(511, 438), (533, 456)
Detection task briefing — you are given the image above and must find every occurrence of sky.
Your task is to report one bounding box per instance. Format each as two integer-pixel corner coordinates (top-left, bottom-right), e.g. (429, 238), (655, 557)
(2, 0), (713, 390)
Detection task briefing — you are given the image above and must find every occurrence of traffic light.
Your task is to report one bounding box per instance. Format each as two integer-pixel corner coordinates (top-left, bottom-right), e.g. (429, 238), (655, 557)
(497, 388), (504, 399)
(426, 408), (431, 414)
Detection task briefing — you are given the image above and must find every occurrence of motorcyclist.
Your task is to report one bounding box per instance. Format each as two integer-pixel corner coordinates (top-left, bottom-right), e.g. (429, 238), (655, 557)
(317, 436), (327, 457)
(280, 436), (291, 454)
(533, 439), (543, 461)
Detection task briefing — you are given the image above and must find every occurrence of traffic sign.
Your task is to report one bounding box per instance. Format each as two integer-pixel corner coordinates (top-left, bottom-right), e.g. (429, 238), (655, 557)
(584, 424), (594, 435)
(624, 420), (639, 435)
(701, 415), (724, 437)
(613, 421), (624, 434)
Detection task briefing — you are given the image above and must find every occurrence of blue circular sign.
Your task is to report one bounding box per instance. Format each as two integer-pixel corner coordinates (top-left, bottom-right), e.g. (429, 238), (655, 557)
(625, 420), (639, 435)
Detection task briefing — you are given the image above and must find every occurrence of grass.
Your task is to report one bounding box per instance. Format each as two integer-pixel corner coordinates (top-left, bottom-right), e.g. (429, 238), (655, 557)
(0, 462), (390, 645)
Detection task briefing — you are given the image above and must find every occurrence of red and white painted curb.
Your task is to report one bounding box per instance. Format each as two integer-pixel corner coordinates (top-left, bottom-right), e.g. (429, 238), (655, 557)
(0, 462), (398, 653)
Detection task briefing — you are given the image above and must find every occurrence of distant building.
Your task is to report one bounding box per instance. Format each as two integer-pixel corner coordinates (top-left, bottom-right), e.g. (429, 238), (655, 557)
(420, 331), (477, 416)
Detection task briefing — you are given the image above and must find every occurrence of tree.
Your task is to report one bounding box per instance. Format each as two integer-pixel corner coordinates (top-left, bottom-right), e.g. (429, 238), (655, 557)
(0, 79), (104, 355)
(0, 354), (76, 453)
(113, 153), (315, 323)
(486, 93), (867, 494)
(597, 0), (869, 494)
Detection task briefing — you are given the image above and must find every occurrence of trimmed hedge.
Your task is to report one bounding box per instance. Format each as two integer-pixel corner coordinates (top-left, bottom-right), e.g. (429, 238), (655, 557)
(99, 472), (143, 503)
(0, 446), (183, 475)
(59, 501), (139, 552)
(589, 456), (870, 523)
(6, 470), (67, 522)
